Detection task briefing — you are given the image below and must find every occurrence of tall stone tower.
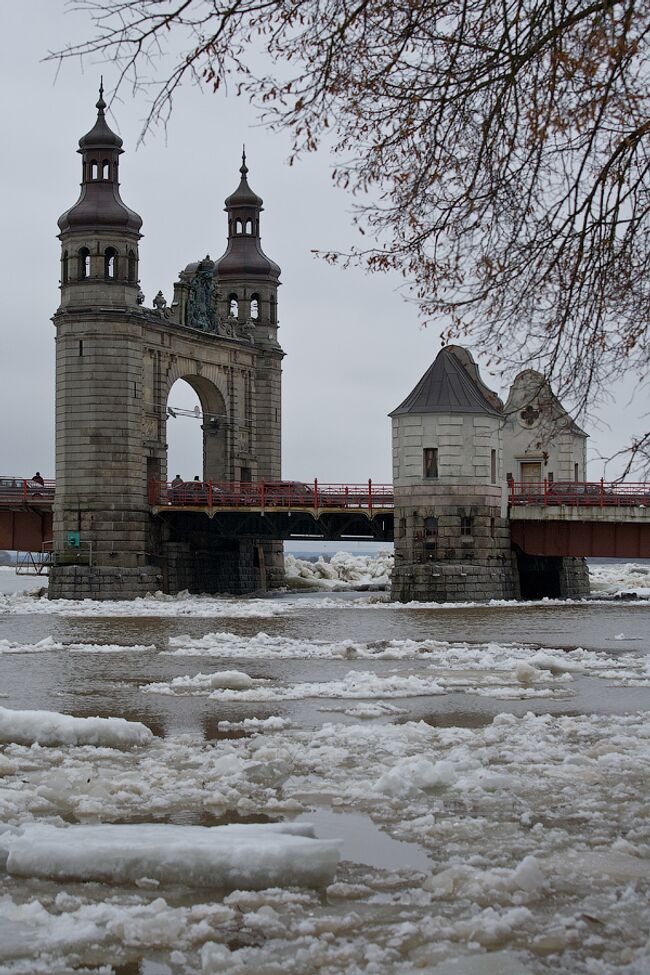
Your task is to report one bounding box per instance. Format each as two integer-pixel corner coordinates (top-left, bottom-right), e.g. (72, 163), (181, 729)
(51, 92), (286, 599)
(215, 150), (282, 484)
(390, 346), (518, 602)
(50, 85), (161, 599)
(214, 152), (285, 588)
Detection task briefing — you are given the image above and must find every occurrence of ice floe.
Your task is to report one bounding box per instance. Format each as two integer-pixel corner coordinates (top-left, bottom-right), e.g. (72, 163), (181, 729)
(142, 669), (449, 701)
(0, 590), (294, 618)
(0, 707), (154, 748)
(2, 821), (340, 890)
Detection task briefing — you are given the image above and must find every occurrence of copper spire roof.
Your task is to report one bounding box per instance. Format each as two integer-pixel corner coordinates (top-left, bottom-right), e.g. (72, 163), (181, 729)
(224, 147), (264, 209)
(216, 151), (280, 280)
(57, 83), (142, 236)
(78, 79), (124, 151)
(390, 346), (502, 417)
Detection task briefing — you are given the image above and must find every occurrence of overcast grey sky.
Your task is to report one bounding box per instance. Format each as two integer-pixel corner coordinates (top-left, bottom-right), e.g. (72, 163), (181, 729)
(0, 2), (643, 484)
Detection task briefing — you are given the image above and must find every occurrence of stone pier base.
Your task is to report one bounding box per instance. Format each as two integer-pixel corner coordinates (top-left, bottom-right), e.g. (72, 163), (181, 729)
(49, 564), (163, 600)
(391, 557), (519, 603)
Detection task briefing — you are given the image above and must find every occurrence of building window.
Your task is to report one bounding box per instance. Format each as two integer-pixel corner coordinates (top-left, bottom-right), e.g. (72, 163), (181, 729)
(245, 219), (253, 234)
(235, 220), (243, 235)
(79, 247), (91, 279)
(423, 447), (438, 479)
(101, 160), (110, 180)
(90, 160), (99, 180)
(104, 247), (117, 279)
(78, 340), (84, 357)
(461, 516), (473, 536)
(490, 448), (497, 484)
(574, 462), (579, 481)
(228, 294), (239, 318)
(506, 471), (513, 484)
(128, 250), (137, 283)
(250, 295), (259, 320)
(269, 295), (277, 324)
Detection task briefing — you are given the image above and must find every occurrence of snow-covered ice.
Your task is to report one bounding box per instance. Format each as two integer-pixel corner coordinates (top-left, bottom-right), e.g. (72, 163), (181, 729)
(2, 821), (340, 889)
(0, 707), (154, 748)
(285, 550), (393, 590)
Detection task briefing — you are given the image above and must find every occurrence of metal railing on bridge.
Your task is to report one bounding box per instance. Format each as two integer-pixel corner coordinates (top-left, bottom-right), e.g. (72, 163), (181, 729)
(509, 480), (650, 507)
(148, 479), (394, 513)
(0, 476), (55, 505)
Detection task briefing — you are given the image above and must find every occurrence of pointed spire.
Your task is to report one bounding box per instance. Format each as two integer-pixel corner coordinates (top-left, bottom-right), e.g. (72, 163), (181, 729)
(96, 76), (106, 113)
(241, 145), (248, 176)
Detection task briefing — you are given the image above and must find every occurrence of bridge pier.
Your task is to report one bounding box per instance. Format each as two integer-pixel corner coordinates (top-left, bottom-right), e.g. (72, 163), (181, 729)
(159, 518), (283, 595)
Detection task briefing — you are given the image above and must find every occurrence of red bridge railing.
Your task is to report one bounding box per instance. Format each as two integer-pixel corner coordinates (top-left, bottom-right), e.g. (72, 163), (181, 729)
(148, 479), (394, 512)
(509, 480), (650, 507)
(0, 476), (55, 505)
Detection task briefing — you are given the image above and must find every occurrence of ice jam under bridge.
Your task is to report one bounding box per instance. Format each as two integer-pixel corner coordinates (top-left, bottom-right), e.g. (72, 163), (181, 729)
(2, 477), (650, 557)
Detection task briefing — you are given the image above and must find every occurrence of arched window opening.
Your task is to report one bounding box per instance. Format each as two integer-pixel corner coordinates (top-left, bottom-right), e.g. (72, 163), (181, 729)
(62, 251), (69, 285)
(90, 160), (98, 180)
(235, 219), (243, 235)
(250, 295), (259, 320)
(104, 247), (118, 279)
(269, 294), (277, 324)
(79, 247), (91, 279)
(228, 294), (239, 318)
(101, 160), (110, 180)
(127, 250), (137, 283)
(245, 219), (253, 235)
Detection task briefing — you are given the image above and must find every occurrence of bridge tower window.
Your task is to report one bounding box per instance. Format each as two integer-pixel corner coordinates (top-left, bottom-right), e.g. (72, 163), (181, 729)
(574, 462), (579, 481)
(250, 295), (259, 320)
(104, 248), (118, 279)
(228, 294), (239, 318)
(423, 447), (438, 479)
(460, 516), (473, 536)
(101, 159), (110, 180)
(79, 247), (91, 279)
(235, 219), (243, 235)
(245, 219), (253, 235)
(90, 160), (98, 180)
(127, 250), (137, 283)
(269, 294), (277, 324)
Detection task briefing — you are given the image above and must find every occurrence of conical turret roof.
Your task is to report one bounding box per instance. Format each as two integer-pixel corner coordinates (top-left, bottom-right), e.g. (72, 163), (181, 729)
(390, 346), (501, 417)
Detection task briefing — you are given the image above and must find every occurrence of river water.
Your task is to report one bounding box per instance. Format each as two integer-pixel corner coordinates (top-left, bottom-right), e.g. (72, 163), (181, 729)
(0, 563), (649, 974)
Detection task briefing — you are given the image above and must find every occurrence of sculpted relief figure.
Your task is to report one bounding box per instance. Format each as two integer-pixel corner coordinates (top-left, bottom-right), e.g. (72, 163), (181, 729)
(186, 256), (219, 332)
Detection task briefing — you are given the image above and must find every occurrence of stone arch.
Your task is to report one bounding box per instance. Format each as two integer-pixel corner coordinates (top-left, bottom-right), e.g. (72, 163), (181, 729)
(164, 367), (231, 483)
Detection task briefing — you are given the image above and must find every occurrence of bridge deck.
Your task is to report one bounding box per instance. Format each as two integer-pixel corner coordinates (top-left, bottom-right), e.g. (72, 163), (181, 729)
(2, 477), (650, 554)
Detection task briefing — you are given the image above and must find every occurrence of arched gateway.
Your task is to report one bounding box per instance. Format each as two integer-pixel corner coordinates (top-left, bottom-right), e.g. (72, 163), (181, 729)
(50, 88), (284, 599)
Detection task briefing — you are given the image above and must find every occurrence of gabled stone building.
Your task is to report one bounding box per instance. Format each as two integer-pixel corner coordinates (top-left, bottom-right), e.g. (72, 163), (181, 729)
(390, 346), (589, 602)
